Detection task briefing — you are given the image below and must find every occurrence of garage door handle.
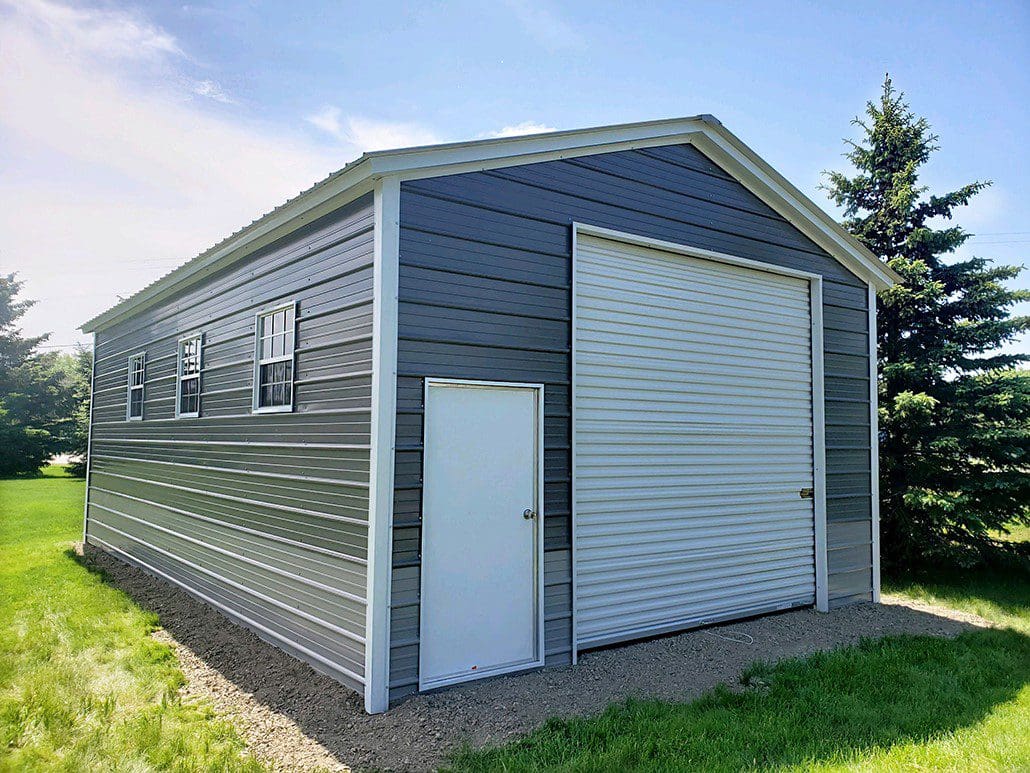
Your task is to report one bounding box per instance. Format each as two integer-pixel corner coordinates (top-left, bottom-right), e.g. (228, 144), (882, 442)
(523, 508), (537, 520)
(799, 488), (814, 499)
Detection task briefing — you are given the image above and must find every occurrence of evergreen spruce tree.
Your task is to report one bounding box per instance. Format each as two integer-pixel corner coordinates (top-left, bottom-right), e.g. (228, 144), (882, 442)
(824, 76), (1030, 569)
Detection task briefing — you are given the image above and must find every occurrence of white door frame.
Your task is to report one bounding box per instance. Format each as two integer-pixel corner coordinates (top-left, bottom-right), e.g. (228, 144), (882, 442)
(570, 222), (829, 660)
(418, 377), (546, 690)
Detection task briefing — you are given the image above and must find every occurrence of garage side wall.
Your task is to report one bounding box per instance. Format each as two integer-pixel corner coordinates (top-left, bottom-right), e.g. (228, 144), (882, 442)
(84, 193), (375, 692)
(389, 145), (874, 701)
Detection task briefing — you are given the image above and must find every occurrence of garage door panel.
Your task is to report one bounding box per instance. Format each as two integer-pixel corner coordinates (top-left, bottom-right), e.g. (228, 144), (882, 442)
(577, 552), (814, 590)
(576, 540), (815, 575)
(574, 234), (817, 649)
(576, 294), (807, 333)
(579, 250), (814, 306)
(578, 582), (815, 643)
(578, 568), (815, 612)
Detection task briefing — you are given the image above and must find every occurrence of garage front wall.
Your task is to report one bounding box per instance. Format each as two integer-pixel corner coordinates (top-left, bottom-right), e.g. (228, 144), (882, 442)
(389, 143), (874, 701)
(84, 193), (375, 692)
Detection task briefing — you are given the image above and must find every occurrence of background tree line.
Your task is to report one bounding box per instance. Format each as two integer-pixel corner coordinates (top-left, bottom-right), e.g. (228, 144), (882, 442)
(0, 274), (90, 477)
(1, 78), (1026, 571)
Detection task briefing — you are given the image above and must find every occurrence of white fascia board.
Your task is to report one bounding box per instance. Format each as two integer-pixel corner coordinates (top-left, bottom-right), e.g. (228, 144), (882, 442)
(691, 127), (900, 291)
(367, 116), (713, 178)
(81, 168), (374, 332)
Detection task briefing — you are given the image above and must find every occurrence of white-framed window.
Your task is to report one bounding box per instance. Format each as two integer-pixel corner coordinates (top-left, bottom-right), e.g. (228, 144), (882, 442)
(252, 302), (296, 413)
(176, 333), (203, 418)
(126, 352), (146, 420)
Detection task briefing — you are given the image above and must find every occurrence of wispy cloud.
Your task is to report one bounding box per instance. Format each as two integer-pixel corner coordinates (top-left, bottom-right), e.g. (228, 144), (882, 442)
(10, 0), (183, 62)
(485, 121), (559, 138)
(192, 79), (235, 104)
(503, 0), (586, 51)
(0, 0), (339, 346)
(306, 106), (440, 151)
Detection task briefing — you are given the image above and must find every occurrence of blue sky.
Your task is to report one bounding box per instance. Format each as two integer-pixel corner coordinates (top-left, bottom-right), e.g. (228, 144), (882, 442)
(2, 0), (1027, 353)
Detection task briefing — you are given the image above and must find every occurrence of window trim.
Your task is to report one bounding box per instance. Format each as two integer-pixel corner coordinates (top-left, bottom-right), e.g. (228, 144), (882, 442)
(126, 351), (146, 421)
(175, 332), (204, 419)
(252, 301), (297, 414)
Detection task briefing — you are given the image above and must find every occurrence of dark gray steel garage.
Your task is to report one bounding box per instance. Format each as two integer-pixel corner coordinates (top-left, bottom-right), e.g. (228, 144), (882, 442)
(80, 116), (898, 713)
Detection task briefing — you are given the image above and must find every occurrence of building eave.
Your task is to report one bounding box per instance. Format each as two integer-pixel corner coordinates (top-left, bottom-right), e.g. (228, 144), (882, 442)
(82, 115), (896, 333)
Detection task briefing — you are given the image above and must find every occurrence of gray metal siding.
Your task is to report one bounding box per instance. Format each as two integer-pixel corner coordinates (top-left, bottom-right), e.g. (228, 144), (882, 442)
(85, 193), (375, 692)
(389, 144), (873, 700)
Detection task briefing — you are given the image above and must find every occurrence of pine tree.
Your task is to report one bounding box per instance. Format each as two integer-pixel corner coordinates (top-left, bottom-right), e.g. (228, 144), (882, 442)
(824, 76), (1030, 569)
(0, 274), (78, 475)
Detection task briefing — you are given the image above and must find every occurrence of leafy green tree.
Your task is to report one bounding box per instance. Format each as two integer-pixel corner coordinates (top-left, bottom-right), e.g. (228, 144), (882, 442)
(67, 346), (94, 477)
(824, 77), (1030, 568)
(0, 274), (81, 476)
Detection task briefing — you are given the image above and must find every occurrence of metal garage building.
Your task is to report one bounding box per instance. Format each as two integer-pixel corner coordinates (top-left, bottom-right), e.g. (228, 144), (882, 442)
(80, 116), (898, 714)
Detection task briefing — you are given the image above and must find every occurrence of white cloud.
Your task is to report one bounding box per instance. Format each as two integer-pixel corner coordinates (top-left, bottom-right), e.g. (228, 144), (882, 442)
(306, 107), (440, 151)
(9, 0), (183, 62)
(503, 0), (585, 52)
(192, 79), (234, 104)
(486, 121), (558, 138)
(0, 1), (338, 347)
(0, 1), (437, 349)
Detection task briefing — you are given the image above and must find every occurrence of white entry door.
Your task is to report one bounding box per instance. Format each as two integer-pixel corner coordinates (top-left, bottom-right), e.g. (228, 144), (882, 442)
(419, 379), (544, 690)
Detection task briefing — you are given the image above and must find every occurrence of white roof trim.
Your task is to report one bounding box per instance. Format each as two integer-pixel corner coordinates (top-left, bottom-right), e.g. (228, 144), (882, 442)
(82, 115), (896, 332)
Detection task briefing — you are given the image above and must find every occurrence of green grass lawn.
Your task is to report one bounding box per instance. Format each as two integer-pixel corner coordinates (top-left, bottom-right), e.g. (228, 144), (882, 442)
(3, 469), (1028, 771)
(449, 571), (1030, 771)
(0, 467), (263, 772)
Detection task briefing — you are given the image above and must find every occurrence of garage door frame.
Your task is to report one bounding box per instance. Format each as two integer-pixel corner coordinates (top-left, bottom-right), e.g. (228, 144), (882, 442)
(570, 222), (829, 661)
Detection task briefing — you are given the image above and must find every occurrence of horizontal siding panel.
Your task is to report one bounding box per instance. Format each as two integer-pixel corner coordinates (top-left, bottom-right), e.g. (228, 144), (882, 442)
(87, 528), (365, 689)
(400, 266), (569, 319)
(85, 194), (374, 695)
(400, 230), (569, 287)
(89, 475), (368, 554)
(88, 491), (365, 594)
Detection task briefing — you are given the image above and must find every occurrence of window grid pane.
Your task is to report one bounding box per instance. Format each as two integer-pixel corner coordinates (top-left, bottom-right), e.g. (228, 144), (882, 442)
(258, 360), (293, 408)
(255, 306), (296, 410)
(128, 354), (145, 418)
(180, 337), (201, 376)
(177, 336), (202, 416)
(179, 376), (199, 415)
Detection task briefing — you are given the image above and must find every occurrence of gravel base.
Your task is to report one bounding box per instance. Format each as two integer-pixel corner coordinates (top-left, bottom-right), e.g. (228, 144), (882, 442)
(80, 545), (990, 772)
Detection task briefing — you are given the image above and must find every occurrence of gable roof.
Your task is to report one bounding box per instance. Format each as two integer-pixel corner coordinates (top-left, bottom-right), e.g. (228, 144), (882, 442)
(81, 115), (898, 332)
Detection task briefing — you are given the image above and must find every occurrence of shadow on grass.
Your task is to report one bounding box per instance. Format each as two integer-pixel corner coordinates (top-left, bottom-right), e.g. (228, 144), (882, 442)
(68, 543), (1029, 771)
(887, 563), (1030, 623)
(448, 627), (1030, 771)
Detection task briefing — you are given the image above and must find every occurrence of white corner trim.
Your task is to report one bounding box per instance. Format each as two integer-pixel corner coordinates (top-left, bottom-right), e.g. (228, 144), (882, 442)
(82, 334), (97, 543)
(364, 175), (400, 714)
(868, 284), (882, 602)
(569, 224), (580, 666)
(810, 278), (829, 612)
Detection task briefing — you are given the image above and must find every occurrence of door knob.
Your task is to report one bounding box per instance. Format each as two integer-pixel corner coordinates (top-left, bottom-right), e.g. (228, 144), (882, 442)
(523, 508), (537, 520)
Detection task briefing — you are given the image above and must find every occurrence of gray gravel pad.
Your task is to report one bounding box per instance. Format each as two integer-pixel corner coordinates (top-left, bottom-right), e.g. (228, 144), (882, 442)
(80, 545), (989, 772)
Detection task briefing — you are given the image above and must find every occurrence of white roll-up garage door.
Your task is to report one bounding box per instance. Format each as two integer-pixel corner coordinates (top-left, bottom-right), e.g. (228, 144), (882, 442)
(574, 232), (818, 649)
